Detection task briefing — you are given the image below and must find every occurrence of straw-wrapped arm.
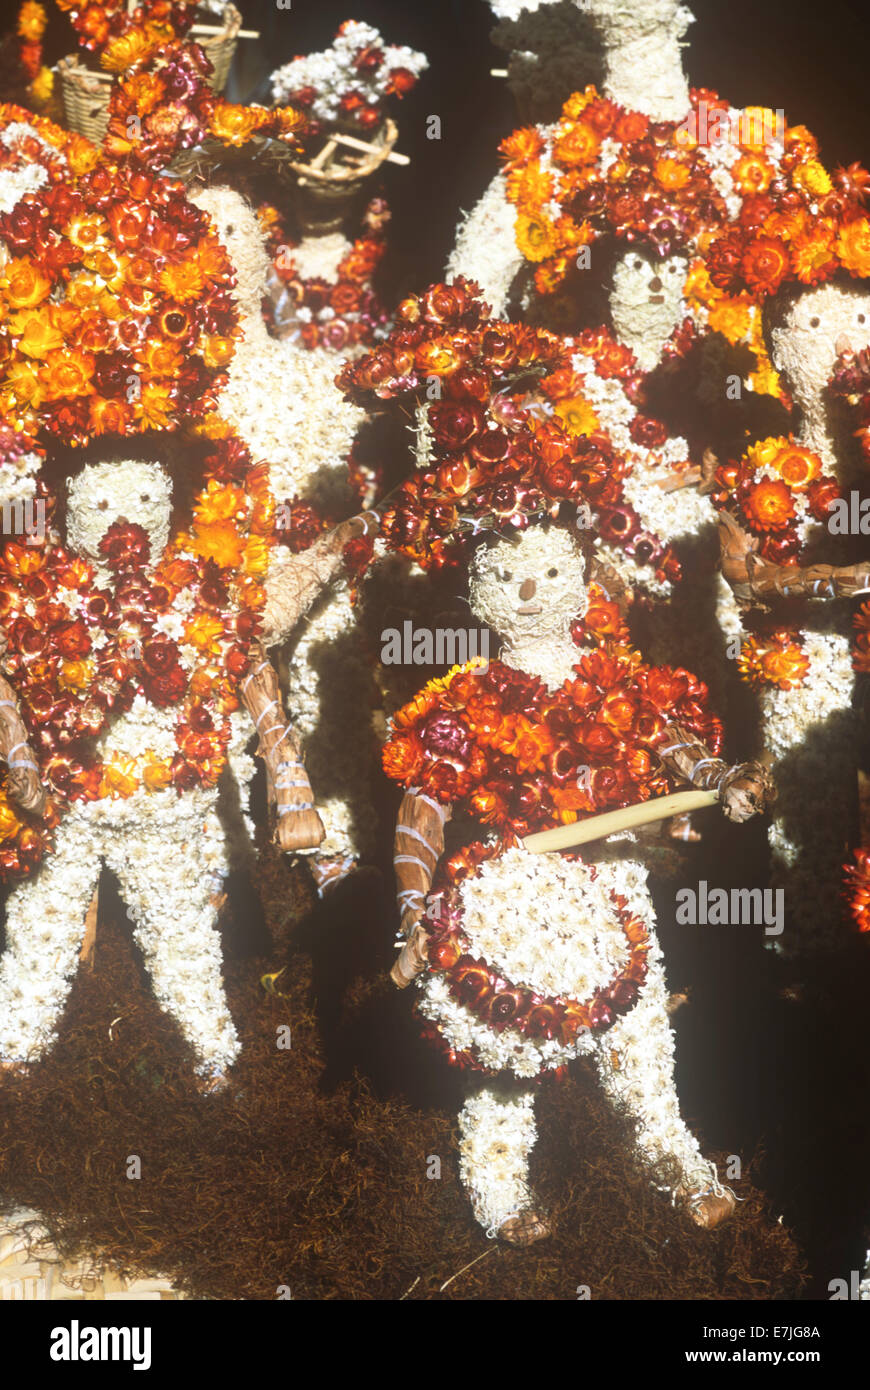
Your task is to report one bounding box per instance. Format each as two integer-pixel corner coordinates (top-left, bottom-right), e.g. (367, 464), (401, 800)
(718, 511), (870, 609)
(655, 721), (775, 824)
(261, 511), (380, 648)
(0, 651), (45, 818)
(390, 789), (452, 989)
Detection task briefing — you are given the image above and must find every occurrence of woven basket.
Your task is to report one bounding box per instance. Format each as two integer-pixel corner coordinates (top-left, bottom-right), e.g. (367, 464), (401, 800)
(190, 2), (242, 93)
(286, 118), (399, 236)
(57, 56), (113, 144)
(58, 4), (242, 143)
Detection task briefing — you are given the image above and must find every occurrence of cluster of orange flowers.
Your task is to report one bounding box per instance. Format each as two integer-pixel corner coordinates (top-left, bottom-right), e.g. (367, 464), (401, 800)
(0, 160), (239, 444)
(737, 629), (810, 691)
(15, 1), (52, 105)
(339, 280), (680, 578)
(712, 434), (838, 566)
(384, 585), (722, 837)
(56, 0), (198, 74)
(704, 127), (870, 297)
(0, 101), (98, 186)
(104, 39), (306, 171)
(501, 86), (730, 295)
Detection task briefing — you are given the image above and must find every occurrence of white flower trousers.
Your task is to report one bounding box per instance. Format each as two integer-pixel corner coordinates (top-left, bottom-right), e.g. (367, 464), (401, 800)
(0, 794), (240, 1076)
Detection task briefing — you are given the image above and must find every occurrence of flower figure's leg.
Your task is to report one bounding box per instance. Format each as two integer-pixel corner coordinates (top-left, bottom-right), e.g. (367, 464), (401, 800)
(592, 953), (735, 1230)
(103, 808), (240, 1079)
(0, 821), (101, 1067)
(458, 1082), (550, 1245)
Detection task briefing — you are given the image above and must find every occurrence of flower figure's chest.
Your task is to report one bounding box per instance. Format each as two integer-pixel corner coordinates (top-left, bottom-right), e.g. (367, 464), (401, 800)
(97, 698), (180, 765)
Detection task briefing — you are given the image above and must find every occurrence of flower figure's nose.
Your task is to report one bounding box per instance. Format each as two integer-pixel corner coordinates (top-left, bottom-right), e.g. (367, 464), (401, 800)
(649, 275), (663, 292)
(519, 578), (536, 600)
(835, 332), (853, 357)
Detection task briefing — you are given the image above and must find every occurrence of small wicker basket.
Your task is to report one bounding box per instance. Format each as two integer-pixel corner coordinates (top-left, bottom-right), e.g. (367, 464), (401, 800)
(58, 3), (242, 143)
(285, 118), (402, 236)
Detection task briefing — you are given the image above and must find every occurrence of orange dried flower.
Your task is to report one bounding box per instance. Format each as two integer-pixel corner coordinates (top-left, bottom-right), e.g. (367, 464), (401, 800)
(791, 226), (838, 284)
(191, 519), (244, 569)
(743, 478), (796, 532)
(552, 122), (600, 168)
(515, 212), (559, 263)
(184, 614), (224, 655)
(741, 237), (789, 295)
(553, 395), (598, 437)
(500, 127), (544, 166)
(208, 101), (261, 146)
(654, 157), (691, 191)
(101, 30), (160, 73)
(773, 443), (820, 489)
(836, 217), (870, 277)
(17, 2), (47, 43)
(158, 261), (206, 303)
(707, 295), (751, 344)
(1, 258), (51, 311)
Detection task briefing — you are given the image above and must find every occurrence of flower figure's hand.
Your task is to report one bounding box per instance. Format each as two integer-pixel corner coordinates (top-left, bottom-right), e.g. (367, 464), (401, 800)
(699, 447), (719, 495)
(717, 509), (759, 593)
(719, 760), (776, 822)
(400, 904), (424, 938)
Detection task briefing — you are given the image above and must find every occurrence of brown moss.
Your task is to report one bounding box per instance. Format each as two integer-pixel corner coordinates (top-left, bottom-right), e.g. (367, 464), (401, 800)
(0, 841), (807, 1301)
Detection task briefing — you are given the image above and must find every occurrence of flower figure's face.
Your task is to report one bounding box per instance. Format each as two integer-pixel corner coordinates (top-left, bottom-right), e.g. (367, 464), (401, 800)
(189, 185), (270, 320)
(469, 526), (587, 645)
(770, 281), (870, 406)
(609, 249), (686, 366)
(67, 460), (172, 568)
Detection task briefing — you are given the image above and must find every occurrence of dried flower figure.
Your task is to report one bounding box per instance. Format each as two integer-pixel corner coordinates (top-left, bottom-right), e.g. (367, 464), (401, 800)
(382, 506), (772, 1243)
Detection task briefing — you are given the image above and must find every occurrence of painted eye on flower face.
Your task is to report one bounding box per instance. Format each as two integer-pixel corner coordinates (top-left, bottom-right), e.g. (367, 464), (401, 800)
(97, 499), (109, 511)
(809, 316), (821, 328)
(631, 257), (644, 271)
(497, 566), (513, 582)
(140, 493), (151, 503)
(547, 567), (559, 578)
(857, 313), (867, 326)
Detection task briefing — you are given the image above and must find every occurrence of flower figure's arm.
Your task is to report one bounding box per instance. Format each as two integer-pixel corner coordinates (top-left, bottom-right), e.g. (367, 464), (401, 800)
(261, 511), (380, 647)
(656, 722), (776, 824)
(391, 788), (452, 989)
(718, 511), (870, 608)
(239, 641), (324, 853)
(0, 663), (45, 818)
(446, 170), (525, 319)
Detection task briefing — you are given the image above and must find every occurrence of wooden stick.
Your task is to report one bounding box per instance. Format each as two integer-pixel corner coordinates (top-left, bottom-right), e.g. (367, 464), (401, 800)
(191, 24), (260, 38)
(523, 789), (719, 853)
(331, 133), (410, 166)
(80, 887), (98, 972)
